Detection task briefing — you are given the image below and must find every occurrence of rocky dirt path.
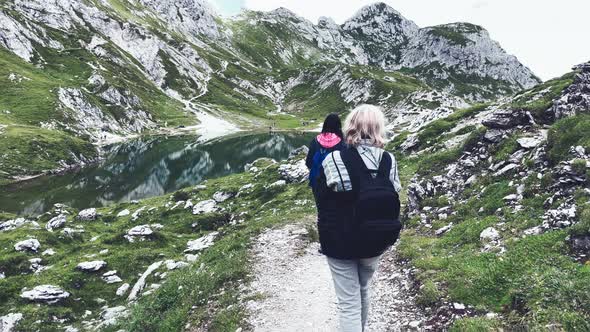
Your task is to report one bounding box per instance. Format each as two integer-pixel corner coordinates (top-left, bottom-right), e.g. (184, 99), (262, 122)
(246, 223), (426, 332)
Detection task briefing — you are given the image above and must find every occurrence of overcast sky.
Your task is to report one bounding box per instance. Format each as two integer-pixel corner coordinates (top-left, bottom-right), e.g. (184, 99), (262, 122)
(209, 0), (589, 81)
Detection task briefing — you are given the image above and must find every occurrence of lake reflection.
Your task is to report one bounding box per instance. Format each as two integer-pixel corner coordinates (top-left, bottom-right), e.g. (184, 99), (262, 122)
(0, 132), (314, 216)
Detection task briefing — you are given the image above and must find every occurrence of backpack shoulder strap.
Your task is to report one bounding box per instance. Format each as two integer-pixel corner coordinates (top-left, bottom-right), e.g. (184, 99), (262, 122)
(376, 151), (392, 179)
(330, 152), (345, 191)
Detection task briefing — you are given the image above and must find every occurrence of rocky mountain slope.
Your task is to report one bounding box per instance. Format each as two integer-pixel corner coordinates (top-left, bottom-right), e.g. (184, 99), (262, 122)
(389, 61), (590, 330)
(0, 62), (587, 331)
(0, 0), (539, 184)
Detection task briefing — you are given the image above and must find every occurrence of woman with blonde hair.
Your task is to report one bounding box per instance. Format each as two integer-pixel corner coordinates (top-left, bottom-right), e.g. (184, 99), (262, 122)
(316, 104), (402, 332)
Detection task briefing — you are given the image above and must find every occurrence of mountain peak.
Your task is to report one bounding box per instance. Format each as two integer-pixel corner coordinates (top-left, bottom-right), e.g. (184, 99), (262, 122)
(348, 2), (404, 21)
(269, 7), (299, 18)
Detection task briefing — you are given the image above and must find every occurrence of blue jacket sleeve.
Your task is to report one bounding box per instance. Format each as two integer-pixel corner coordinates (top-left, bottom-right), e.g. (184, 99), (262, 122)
(305, 138), (318, 170)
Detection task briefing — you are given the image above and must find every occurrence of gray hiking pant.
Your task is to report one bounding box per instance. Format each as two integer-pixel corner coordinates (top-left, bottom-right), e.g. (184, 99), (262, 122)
(327, 255), (381, 332)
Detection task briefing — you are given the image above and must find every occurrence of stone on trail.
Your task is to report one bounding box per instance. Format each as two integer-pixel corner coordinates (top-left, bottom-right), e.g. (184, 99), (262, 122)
(14, 239), (40, 252)
(46, 214), (67, 232)
(77, 260), (107, 272)
(20, 285), (70, 304)
(77, 208), (99, 221)
(0, 313), (23, 332)
(185, 232), (218, 253)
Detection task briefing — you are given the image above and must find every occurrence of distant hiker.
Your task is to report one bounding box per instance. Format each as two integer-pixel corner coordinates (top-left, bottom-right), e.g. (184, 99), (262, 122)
(306, 113), (345, 192)
(316, 105), (402, 332)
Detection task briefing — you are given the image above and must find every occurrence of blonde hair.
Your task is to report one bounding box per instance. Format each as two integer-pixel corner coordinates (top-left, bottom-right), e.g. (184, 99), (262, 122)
(344, 104), (387, 147)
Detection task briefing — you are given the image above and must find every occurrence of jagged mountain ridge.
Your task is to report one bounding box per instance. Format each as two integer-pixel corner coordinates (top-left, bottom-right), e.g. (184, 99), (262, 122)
(0, 0), (540, 182)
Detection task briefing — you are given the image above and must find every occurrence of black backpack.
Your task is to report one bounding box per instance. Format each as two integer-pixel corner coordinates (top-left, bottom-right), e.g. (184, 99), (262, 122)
(342, 148), (402, 250)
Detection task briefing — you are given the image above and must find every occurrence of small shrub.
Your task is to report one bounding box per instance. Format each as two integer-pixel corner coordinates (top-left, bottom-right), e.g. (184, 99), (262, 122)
(455, 125), (476, 136)
(417, 280), (442, 306)
(304, 223), (319, 243)
(547, 115), (590, 164)
(493, 135), (519, 161)
(172, 190), (190, 202)
(572, 159), (588, 175)
(450, 317), (500, 332)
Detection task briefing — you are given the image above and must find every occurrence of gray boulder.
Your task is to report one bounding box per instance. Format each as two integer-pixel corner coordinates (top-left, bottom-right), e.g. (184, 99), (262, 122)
(0, 313), (23, 332)
(14, 239), (40, 252)
(76, 261), (107, 272)
(46, 214), (67, 232)
(483, 109), (530, 129)
(480, 227), (500, 242)
(20, 285), (70, 304)
(185, 232), (218, 253)
(77, 208), (98, 221)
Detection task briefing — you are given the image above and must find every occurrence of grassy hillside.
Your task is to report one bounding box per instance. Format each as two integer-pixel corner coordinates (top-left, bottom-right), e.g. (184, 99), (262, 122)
(0, 154), (316, 331)
(388, 72), (590, 330)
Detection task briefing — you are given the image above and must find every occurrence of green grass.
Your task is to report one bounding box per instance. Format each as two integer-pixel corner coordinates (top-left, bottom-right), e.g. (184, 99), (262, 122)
(427, 25), (473, 47)
(510, 72), (575, 121)
(0, 126), (98, 184)
(0, 154), (316, 331)
(547, 114), (590, 164)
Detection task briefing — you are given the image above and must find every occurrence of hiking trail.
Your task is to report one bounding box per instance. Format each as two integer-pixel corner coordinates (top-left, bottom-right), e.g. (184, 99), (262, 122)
(246, 222), (427, 331)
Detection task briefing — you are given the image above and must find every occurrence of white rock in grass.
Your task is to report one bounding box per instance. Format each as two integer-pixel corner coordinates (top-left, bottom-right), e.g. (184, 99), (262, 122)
(77, 208), (98, 221)
(213, 191), (233, 202)
(127, 261), (163, 301)
(0, 313), (23, 332)
(269, 180), (286, 188)
(0, 272), (5, 279)
(77, 261), (107, 272)
(42, 249), (56, 256)
(192, 200), (218, 215)
(132, 206), (147, 221)
(435, 223), (453, 236)
(116, 283), (130, 296)
(0, 218), (28, 232)
(453, 303), (466, 310)
(185, 254), (199, 263)
(503, 194), (519, 201)
(127, 225), (153, 237)
(278, 159), (308, 183)
(493, 163), (518, 177)
(164, 260), (189, 270)
(14, 239), (40, 252)
(61, 227), (84, 237)
(185, 232), (218, 253)
(97, 306), (129, 328)
(184, 200), (194, 209)
(102, 271), (123, 284)
(480, 227), (500, 242)
(20, 285), (70, 304)
(117, 209), (130, 217)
